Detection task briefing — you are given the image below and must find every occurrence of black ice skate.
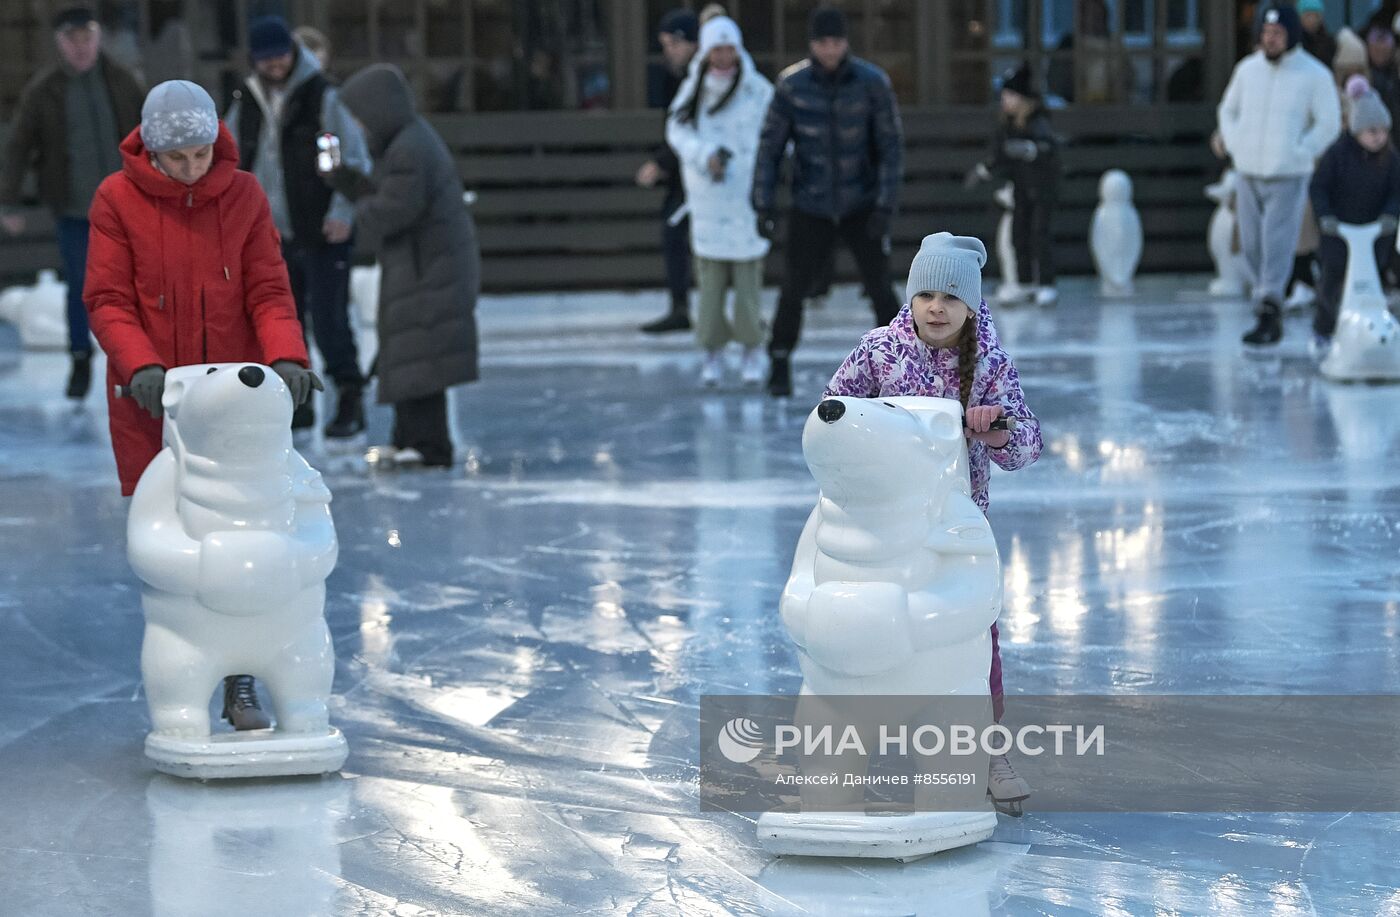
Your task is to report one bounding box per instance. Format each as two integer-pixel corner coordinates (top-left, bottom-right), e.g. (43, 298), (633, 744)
(222, 674), (272, 731)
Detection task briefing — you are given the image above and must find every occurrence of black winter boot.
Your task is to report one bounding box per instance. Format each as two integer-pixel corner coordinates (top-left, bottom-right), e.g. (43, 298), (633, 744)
(767, 354), (792, 398)
(66, 353), (92, 399)
(324, 385), (366, 438)
(1242, 298), (1283, 346)
(221, 675), (272, 730)
(641, 295), (692, 333)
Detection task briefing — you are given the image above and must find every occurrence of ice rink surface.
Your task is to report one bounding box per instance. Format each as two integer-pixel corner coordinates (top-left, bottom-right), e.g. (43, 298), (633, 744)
(1, 276), (1398, 915)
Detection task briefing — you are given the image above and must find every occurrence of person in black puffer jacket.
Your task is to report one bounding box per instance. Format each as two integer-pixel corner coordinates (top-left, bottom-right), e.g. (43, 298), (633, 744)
(1309, 86), (1400, 344)
(751, 6), (904, 397)
(966, 64), (1062, 306)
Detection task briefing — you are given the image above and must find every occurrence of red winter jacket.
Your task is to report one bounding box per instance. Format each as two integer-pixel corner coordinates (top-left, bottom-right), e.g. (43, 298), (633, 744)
(85, 124), (308, 495)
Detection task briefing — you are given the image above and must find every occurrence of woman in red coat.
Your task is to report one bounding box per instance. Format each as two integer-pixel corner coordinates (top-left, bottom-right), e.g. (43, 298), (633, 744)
(85, 79), (318, 497)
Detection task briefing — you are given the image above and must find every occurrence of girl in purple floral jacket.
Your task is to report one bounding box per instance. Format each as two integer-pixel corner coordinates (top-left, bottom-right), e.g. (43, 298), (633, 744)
(825, 232), (1042, 809)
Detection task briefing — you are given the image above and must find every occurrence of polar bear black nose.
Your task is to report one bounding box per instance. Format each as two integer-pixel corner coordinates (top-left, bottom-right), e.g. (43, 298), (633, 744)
(817, 399), (846, 423)
(238, 365), (265, 388)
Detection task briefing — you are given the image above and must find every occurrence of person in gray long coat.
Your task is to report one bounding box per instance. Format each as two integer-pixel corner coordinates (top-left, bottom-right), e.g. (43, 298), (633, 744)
(325, 63), (479, 467)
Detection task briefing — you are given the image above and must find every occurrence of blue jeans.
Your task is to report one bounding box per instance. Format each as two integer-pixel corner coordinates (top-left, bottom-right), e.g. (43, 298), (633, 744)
(55, 216), (92, 355)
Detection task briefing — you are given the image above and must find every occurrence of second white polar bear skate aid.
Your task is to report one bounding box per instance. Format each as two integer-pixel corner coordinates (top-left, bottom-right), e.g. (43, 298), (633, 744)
(756, 396), (1003, 859)
(127, 363), (348, 778)
(1318, 222), (1400, 382)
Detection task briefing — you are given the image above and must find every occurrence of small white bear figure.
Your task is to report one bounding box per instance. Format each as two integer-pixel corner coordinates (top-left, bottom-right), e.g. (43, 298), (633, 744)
(127, 363), (341, 761)
(993, 184), (1027, 305)
(1090, 170), (1142, 297)
(1206, 170), (1250, 298)
(756, 396), (1000, 859)
(1319, 221), (1400, 382)
(0, 269), (70, 350)
(350, 263), (380, 329)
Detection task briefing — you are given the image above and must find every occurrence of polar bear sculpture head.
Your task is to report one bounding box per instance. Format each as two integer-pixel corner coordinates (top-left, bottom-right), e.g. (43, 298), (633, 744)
(1099, 169), (1132, 204)
(163, 363), (294, 469)
(802, 396), (970, 508)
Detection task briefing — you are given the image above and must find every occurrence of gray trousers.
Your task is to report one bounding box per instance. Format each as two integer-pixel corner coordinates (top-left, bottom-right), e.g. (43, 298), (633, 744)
(1235, 173), (1310, 308)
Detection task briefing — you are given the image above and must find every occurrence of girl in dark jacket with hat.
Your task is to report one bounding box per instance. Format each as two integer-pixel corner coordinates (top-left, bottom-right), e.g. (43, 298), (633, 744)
(324, 64), (480, 468)
(966, 64), (1062, 306)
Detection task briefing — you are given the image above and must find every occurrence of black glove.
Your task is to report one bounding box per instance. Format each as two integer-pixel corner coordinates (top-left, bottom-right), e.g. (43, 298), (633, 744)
(865, 209), (892, 240)
(756, 210), (778, 241)
(1318, 215), (1340, 237)
(322, 166), (375, 202)
(129, 365), (166, 419)
(271, 360), (324, 406)
(1381, 215), (1398, 236)
(1002, 139), (1038, 162)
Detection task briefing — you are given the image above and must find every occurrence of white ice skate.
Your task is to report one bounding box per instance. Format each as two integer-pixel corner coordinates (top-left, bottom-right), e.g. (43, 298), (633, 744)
(700, 352), (724, 388)
(740, 348), (765, 387)
(987, 753), (1030, 817)
(1285, 281), (1317, 313)
(127, 364), (347, 779)
(1033, 286), (1059, 307)
(1318, 222), (1400, 383)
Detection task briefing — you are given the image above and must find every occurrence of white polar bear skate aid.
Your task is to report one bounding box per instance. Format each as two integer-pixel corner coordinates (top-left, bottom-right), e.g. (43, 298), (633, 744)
(1318, 222), (1400, 382)
(0, 269), (70, 350)
(756, 396), (1003, 860)
(1091, 169), (1142, 297)
(127, 363), (347, 779)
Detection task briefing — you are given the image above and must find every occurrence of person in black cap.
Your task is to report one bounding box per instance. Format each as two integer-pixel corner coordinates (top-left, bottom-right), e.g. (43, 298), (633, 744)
(1218, 3), (1340, 345)
(964, 63), (1062, 306)
(637, 9), (700, 334)
(752, 5), (904, 397)
(0, 6), (144, 400)
(225, 15), (373, 438)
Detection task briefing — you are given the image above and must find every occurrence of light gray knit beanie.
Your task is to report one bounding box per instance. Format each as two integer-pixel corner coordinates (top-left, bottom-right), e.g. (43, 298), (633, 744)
(140, 80), (219, 153)
(905, 232), (987, 306)
(1350, 89), (1393, 136)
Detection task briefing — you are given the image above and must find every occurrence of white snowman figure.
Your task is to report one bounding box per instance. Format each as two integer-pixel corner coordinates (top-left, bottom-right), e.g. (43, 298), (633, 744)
(1090, 169), (1142, 297)
(1205, 170), (1250, 298)
(755, 396), (1004, 860)
(127, 362), (347, 778)
(0, 269), (71, 350)
(1317, 221), (1400, 382)
(992, 183), (1026, 305)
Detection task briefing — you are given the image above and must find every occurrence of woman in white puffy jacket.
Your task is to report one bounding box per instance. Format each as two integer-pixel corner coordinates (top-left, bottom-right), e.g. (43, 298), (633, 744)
(665, 16), (774, 387)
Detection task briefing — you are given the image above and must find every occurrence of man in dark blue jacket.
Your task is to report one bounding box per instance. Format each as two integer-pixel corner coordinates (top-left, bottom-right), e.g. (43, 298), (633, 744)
(752, 6), (903, 397)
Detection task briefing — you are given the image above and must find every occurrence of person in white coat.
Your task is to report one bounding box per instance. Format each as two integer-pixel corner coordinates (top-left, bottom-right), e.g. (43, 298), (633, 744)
(665, 16), (774, 387)
(1218, 4), (1341, 345)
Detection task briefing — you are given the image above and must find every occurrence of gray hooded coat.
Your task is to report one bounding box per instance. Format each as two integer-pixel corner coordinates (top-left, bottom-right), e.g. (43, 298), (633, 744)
(338, 65), (479, 404)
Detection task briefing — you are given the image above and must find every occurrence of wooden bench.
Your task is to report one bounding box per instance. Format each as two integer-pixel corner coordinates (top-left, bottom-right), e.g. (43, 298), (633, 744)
(0, 104), (1220, 292)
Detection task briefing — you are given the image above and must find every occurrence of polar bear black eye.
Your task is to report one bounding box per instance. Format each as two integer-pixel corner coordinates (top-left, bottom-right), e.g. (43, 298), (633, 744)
(882, 402), (896, 409)
(206, 367), (218, 374)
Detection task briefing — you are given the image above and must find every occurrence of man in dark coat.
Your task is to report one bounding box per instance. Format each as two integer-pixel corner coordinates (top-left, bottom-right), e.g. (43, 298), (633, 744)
(327, 64), (479, 468)
(0, 6), (144, 400)
(226, 15), (373, 438)
(637, 9), (699, 334)
(752, 6), (904, 397)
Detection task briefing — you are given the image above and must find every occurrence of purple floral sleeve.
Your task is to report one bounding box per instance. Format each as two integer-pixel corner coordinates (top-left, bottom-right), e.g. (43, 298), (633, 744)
(824, 334), (880, 397)
(979, 348), (1042, 472)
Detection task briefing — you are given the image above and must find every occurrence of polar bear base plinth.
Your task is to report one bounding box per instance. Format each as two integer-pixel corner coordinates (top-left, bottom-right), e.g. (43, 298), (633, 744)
(146, 729), (348, 779)
(757, 809), (997, 861)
